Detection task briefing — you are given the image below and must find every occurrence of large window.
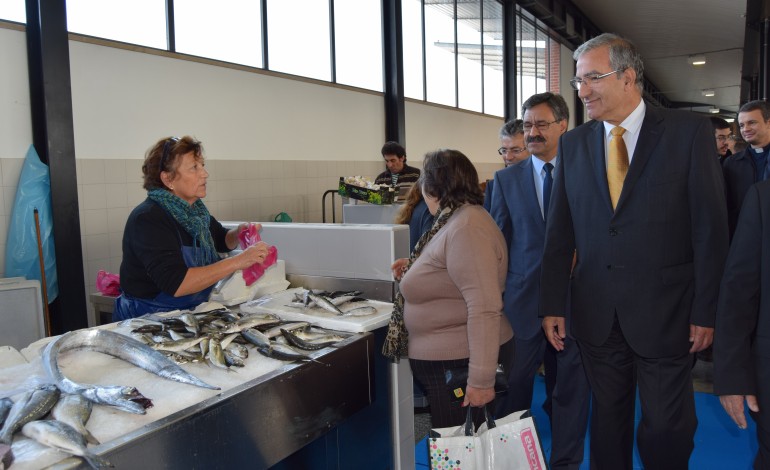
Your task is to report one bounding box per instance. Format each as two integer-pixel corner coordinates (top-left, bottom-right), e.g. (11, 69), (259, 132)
(0, 0), (24, 23)
(66, 0), (167, 49)
(334, 0), (383, 91)
(0, 0), (562, 119)
(267, 0), (331, 81)
(175, 0), (263, 68)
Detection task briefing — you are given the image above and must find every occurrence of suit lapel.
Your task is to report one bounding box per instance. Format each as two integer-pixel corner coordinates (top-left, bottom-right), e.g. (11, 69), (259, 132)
(587, 121), (614, 213)
(614, 105), (664, 212)
(516, 158), (545, 226)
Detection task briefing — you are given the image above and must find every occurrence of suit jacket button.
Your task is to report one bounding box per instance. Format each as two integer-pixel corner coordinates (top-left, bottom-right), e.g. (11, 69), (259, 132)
(609, 228), (618, 236)
(606, 265), (612, 270)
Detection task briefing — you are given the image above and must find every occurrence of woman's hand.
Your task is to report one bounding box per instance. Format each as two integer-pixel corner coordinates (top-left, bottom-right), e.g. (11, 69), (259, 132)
(225, 222), (262, 251)
(462, 385), (495, 408)
(391, 258), (409, 281)
(232, 242), (270, 269)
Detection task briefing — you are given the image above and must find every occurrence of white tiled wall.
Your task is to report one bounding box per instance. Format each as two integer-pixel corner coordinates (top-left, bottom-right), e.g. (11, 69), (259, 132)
(0, 157), (502, 324)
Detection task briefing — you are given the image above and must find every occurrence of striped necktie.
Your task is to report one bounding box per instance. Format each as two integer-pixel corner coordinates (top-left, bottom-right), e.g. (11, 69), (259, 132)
(608, 126), (629, 210)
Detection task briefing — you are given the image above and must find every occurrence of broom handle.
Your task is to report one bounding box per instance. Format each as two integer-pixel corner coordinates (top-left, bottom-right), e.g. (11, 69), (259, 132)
(33, 208), (52, 336)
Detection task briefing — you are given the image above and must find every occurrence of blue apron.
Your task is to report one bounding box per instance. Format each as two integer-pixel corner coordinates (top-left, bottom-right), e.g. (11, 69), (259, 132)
(113, 232), (215, 321)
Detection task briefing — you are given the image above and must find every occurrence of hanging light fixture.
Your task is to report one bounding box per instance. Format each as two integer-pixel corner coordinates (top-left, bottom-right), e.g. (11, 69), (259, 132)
(702, 89), (715, 97)
(689, 54), (706, 66)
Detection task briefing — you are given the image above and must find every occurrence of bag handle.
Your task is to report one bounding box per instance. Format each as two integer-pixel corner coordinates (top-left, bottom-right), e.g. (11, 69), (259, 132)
(463, 404), (497, 436)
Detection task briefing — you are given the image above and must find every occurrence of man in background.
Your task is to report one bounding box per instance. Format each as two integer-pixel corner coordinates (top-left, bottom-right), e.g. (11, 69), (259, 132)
(489, 92), (589, 469)
(484, 119), (530, 211)
(540, 33), (727, 469)
(711, 116), (732, 164)
(374, 141), (420, 193)
(723, 100), (770, 239)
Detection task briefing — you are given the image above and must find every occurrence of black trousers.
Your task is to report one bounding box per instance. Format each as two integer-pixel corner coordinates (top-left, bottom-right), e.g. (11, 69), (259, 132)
(580, 316), (696, 470)
(410, 337), (514, 429)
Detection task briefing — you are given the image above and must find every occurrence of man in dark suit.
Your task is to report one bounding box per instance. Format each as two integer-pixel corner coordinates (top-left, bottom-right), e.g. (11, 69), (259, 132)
(714, 179), (770, 469)
(490, 92), (590, 469)
(483, 119), (529, 212)
(722, 100), (770, 238)
(539, 33), (728, 469)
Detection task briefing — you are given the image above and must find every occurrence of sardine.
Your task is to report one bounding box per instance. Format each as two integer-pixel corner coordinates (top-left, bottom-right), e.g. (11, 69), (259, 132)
(307, 292), (344, 315)
(148, 336), (205, 353)
(220, 314), (282, 334)
(263, 322), (311, 339)
(280, 328), (339, 351)
(207, 337), (230, 371)
(51, 393), (99, 445)
(22, 420), (112, 469)
(43, 329), (219, 414)
(256, 342), (313, 362)
(342, 305), (378, 316)
(224, 351), (245, 368)
(241, 328), (272, 348)
(225, 342), (249, 359)
(0, 384), (60, 444)
(179, 312), (200, 335)
(0, 398), (12, 429)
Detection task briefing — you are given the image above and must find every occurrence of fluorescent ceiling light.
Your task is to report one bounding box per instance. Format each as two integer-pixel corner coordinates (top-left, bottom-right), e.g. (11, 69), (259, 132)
(725, 118), (735, 123)
(709, 107), (720, 114)
(689, 54), (706, 66)
(702, 89), (715, 97)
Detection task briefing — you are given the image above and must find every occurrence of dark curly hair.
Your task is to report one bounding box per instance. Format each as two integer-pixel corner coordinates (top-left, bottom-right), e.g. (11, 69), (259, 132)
(142, 135), (203, 190)
(420, 149), (483, 207)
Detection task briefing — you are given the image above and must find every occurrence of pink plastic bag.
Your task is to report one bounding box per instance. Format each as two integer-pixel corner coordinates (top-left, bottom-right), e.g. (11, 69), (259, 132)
(96, 270), (121, 296)
(237, 223), (278, 286)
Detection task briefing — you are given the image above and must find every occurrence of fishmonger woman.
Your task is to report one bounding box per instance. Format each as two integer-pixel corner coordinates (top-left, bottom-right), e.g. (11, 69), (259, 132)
(114, 136), (268, 320)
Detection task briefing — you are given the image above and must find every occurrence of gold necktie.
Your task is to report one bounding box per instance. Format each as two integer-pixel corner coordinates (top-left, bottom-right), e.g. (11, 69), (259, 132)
(608, 126), (629, 209)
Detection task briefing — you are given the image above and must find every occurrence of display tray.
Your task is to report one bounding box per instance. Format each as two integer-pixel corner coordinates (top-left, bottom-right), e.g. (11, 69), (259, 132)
(1, 316), (374, 469)
(239, 287), (393, 333)
(338, 178), (395, 205)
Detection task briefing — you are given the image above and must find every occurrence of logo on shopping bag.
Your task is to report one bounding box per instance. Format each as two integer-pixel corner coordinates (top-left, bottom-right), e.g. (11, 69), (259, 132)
(521, 427), (543, 469)
(452, 387), (464, 399)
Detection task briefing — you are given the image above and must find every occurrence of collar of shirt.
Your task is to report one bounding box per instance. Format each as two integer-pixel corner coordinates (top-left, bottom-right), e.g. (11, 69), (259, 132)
(603, 99), (646, 164)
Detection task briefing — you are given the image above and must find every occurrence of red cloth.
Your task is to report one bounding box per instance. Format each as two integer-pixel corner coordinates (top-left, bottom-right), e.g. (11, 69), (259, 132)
(237, 224), (278, 286)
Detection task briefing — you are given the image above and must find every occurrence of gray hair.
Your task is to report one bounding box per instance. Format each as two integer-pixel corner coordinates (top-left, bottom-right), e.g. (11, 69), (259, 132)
(573, 33), (644, 93)
(522, 92), (570, 123)
(499, 119), (524, 140)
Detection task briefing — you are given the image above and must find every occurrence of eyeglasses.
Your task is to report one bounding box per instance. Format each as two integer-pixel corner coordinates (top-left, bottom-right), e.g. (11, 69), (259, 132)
(522, 120), (560, 133)
(159, 136), (180, 171)
(498, 147), (527, 155)
(569, 69), (624, 90)
(716, 135), (729, 142)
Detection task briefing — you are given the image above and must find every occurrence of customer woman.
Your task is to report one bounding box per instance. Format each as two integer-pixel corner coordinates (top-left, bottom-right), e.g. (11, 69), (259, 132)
(113, 136), (269, 320)
(385, 149), (513, 428)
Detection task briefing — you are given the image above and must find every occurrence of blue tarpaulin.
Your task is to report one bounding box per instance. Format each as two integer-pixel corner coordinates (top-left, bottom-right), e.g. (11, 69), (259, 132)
(5, 145), (59, 302)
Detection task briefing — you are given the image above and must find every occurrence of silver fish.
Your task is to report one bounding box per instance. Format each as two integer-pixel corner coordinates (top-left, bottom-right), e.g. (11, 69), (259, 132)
(263, 322), (311, 339)
(280, 328), (339, 351)
(0, 398), (12, 429)
(241, 328), (272, 348)
(22, 420), (112, 469)
(51, 393), (99, 445)
(43, 329), (219, 414)
(220, 313), (282, 334)
(0, 384), (60, 444)
(224, 351), (245, 368)
(257, 342), (313, 362)
(307, 292), (344, 315)
(342, 305), (378, 316)
(179, 312), (200, 335)
(225, 342), (249, 359)
(207, 337), (230, 371)
(148, 336), (205, 353)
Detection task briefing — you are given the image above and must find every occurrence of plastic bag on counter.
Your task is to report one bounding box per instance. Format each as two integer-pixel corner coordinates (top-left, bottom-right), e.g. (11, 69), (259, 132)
(96, 270), (121, 296)
(238, 224), (278, 286)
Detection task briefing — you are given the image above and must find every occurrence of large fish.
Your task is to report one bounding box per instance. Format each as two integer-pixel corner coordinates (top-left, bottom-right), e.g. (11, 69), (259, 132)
(51, 393), (99, 445)
(0, 384), (60, 444)
(43, 329), (219, 414)
(21, 420), (112, 469)
(306, 292), (344, 315)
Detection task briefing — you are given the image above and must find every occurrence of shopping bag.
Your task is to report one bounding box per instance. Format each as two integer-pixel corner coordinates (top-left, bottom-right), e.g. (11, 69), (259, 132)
(237, 223), (278, 286)
(477, 409), (547, 470)
(428, 407), (485, 469)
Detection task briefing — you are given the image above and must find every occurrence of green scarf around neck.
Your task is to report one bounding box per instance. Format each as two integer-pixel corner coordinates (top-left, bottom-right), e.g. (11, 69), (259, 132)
(147, 188), (220, 266)
(382, 202), (459, 361)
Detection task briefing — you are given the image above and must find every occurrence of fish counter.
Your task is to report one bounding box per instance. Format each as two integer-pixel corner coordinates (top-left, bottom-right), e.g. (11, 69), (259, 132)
(0, 293), (391, 469)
